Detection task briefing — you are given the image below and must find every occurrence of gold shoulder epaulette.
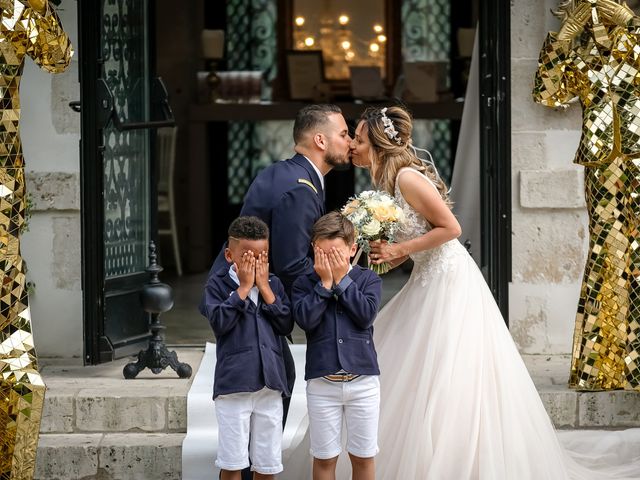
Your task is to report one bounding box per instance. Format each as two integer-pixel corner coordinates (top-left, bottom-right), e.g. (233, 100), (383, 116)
(297, 178), (318, 194)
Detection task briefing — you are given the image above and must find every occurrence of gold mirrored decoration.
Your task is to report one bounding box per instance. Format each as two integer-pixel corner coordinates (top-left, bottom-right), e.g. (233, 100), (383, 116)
(533, 0), (640, 391)
(0, 1), (72, 477)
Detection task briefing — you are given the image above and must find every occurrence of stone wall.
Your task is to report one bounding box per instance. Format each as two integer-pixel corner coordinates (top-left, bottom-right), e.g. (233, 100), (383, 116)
(509, 0), (588, 354)
(21, 1), (82, 360)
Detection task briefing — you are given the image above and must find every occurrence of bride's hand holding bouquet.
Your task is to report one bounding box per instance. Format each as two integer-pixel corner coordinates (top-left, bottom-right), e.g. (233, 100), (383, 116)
(341, 190), (404, 275)
(368, 238), (408, 270)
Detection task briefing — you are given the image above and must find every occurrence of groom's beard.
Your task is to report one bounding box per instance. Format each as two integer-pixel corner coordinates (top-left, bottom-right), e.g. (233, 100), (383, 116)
(326, 151), (351, 171)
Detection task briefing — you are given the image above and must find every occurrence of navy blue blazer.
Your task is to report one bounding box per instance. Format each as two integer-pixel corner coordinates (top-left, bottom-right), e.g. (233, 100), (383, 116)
(205, 153), (325, 296)
(201, 267), (294, 399)
(292, 266), (382, 380)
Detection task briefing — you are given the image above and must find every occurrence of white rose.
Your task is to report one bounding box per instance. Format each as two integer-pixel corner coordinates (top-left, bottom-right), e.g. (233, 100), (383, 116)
(361, 218), (381, 237)
(377, 195), (395, 207)
(366, 200), (383, 211)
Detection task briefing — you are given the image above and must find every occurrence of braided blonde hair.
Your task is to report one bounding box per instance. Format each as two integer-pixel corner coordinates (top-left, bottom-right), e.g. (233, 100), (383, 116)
(359, 106), (451, 207)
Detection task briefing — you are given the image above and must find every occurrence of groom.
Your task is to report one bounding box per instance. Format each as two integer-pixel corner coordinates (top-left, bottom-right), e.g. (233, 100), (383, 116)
(201, 103), (351, 435)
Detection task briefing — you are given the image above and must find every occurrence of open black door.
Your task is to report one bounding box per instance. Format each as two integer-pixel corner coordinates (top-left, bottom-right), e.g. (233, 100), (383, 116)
(79, 0), (171, 364)
(479, 0), (511, 321)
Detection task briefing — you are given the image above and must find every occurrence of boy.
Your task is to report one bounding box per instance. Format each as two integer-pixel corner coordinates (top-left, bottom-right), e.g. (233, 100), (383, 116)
(201, 216), (293, 480)
(292, 212), (382, 480)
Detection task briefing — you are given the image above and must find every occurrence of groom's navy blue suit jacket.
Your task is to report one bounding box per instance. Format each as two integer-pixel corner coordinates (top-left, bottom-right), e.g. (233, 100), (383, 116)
(292, 266), (382, 380)
(203, 153), (325, 295)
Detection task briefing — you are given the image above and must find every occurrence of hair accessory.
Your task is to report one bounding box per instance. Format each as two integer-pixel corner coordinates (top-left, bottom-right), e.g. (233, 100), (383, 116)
(380, 107), (403, 145)
(410, 144), (451, 194)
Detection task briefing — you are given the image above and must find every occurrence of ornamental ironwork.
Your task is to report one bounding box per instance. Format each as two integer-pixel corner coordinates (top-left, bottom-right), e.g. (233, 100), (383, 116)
(102, 0), (150, 277)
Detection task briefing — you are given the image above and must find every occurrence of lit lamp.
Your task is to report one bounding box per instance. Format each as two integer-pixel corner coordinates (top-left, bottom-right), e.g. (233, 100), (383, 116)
(370, 24), (385, 62)
(201, 29), (225, 102)
(294, 15), (307, 49)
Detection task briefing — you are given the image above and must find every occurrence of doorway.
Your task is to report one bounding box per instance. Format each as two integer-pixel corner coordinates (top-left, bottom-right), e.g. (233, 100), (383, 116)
(79, 0), (510, 354)
(151, 0), (510, 345)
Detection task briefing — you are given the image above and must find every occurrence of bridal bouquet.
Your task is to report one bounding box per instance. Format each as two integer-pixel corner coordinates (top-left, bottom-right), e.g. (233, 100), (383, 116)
(341, 190), (404, 275)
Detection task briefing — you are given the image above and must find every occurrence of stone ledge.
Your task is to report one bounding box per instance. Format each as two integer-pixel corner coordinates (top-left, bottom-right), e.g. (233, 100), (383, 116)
(537, 386), (640, 429)
(98, 433), (183, 480)
(36, 433), (101, 479)
(538, 385), (578, 428)
(578, 391), (640, 428)
(41, 387), (188, 434)
(524, 354), (640, 429)
(36, 433), (184, 480)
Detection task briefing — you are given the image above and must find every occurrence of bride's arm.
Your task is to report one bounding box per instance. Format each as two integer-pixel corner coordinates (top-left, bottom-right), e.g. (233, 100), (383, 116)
(370, 171), (461, 264)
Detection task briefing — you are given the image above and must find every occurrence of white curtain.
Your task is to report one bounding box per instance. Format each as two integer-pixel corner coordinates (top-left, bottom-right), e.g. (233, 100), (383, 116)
(450, 28), (480, 264)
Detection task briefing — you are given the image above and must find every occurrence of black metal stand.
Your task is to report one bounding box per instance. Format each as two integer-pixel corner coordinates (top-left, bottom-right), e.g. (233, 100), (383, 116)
(123, 241), (192, 379)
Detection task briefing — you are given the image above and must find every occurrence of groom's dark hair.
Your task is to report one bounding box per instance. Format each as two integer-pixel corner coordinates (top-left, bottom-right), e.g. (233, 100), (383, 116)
(312, 211), (355, 245)
(228, 216), (269, 241)
(293, 104), (342, 144)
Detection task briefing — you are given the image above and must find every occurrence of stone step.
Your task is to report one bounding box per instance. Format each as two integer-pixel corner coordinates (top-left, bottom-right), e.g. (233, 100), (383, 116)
(38, 349), (201, 435)
(540, 385), (640, 429)
(40, 381), (640, 436)
(32, 351), (640, 480)
(39, 353), (640, 436)
(41, 385), (187, 434)
(35, 433), (183, 480)
(526, 354), (640, 429)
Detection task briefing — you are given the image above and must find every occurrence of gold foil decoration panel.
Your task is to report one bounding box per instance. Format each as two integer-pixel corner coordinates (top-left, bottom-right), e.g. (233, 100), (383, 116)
(0, 1), (73, 478)
(534, 2), (640, 391)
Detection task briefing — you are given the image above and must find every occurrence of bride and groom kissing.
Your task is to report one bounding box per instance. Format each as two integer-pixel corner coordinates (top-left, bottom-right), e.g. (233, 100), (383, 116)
(201, 104), (640, 479)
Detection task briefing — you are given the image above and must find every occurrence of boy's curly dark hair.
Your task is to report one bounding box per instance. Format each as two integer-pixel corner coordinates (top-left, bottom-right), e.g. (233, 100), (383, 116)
(228, 216), (269, 241)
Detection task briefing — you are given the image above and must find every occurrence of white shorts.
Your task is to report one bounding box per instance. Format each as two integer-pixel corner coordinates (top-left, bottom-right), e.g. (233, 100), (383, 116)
(214, 387), (283, 474)
(306, 375), (380, 459)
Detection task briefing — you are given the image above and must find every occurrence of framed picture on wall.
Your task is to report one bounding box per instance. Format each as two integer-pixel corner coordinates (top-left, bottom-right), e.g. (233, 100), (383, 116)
(286, 50), (325, 100)
(349, 66), (385, 100)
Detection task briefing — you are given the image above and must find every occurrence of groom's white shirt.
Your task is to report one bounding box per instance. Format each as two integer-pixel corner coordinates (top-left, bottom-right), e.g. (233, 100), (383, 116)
(303, 155), (324, 190)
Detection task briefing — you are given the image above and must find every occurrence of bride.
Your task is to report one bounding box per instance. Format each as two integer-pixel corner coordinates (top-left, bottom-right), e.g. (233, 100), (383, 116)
(341, 105), (640, 479)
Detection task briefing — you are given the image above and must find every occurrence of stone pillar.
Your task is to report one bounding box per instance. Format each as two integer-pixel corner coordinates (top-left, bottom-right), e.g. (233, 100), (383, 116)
(509, 0), (588, 354)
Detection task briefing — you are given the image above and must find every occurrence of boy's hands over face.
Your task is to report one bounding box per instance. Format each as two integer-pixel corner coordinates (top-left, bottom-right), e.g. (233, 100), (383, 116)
(255, 251), (275, 304)
(314, 246), (333, 290)
(255, 251), (269, 288)
(328, 247), (349, 285)
(236, 251), (255, 299)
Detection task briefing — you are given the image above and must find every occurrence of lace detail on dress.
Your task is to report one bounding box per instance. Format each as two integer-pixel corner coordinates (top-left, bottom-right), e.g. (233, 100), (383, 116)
(394, 168), (468, 286)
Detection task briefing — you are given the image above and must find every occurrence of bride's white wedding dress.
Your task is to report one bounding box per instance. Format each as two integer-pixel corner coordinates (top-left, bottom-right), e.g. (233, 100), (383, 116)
(283, 167), (640, 479)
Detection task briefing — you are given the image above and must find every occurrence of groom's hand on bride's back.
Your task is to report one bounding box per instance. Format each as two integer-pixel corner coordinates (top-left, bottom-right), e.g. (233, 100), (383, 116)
(313, 246), (333, 290)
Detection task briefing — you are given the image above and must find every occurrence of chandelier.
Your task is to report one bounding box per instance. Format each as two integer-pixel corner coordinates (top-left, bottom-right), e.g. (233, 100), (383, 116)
(293, 11), (386, 80)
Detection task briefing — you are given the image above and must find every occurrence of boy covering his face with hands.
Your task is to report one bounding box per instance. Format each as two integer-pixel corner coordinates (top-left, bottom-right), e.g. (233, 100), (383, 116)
(292, 212), (382, 480)
(201, 216), (293, 480)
